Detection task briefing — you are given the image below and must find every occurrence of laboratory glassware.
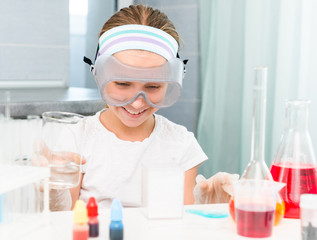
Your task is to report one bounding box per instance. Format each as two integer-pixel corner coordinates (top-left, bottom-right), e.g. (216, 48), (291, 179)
(233, 179), (285, 238)
(229, 67), (284, 226)
(300, 194), (317, 240)
(241, 67), (271, 179)
(0, 116), (41, 165)
(270, 100), (317, 219)
(0, 165), (50, 239)
(39, 111), (85, 189)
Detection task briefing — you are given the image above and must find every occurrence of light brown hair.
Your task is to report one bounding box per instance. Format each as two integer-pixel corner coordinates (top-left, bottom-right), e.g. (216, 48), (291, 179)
(99, 4), (181, 48)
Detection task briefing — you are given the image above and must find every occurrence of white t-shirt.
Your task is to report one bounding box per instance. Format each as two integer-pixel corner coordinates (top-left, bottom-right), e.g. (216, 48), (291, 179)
(79, 110), (207, 208)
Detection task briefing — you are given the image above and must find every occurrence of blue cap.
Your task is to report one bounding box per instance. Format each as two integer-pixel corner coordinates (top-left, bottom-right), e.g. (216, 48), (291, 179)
(111, 199), (123, 221)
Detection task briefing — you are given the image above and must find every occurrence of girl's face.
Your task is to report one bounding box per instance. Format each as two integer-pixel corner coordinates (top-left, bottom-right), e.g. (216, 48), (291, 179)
(107, 50), (167, 128)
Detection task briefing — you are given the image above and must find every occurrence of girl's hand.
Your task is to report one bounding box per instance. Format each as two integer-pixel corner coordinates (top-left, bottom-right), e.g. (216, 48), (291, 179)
(31, 141), (85, 211)
(193, 172), (239, 204)
(31, 141), (86, 167)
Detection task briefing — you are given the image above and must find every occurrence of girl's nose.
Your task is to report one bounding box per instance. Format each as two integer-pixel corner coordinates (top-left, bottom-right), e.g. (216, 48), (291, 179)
(130, 96), (147, 109)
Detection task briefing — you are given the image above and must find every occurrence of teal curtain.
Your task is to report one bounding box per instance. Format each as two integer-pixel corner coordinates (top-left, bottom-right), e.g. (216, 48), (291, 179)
(197, 0), (317, 178)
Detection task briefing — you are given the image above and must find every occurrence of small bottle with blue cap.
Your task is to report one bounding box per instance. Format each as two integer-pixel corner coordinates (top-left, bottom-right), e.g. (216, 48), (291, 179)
(110, 198), (124, 240)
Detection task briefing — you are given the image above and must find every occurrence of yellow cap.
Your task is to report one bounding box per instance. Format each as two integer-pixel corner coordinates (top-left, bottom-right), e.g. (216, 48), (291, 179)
(73, 200), (88, 224)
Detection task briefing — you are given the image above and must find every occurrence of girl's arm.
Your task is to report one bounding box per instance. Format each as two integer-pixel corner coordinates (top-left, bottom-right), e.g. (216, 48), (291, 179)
(70, 173), (84, 209)
(184, 166), (198, 205)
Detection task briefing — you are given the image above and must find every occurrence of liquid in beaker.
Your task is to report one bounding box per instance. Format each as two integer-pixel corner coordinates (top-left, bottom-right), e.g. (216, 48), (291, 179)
(49, 162), (81, 189)
(229, 198), (285, 226)
(233, 180), (285, 238)
(236, 204), (275, 238)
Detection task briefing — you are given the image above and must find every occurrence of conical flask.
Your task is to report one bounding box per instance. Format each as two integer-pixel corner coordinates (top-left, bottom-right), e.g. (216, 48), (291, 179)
(270, 100), (317, 219)
(229, 67), (284, 226)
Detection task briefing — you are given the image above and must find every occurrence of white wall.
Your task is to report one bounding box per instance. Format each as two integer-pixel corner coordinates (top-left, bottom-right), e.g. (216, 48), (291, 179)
(0, 0), (69, 88)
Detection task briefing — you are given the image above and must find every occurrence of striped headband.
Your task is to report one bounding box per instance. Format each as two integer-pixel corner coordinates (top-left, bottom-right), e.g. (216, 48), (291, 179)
(97, 24), (179, 61)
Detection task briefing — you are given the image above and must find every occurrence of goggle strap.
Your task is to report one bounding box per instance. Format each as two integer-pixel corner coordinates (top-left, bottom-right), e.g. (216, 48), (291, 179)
(94, 44), (99, 61)
(84, 44), (189, 74)
(83, 44), (99, 72)
(178, 53), (189, 75)
(83, 56), (95, 72)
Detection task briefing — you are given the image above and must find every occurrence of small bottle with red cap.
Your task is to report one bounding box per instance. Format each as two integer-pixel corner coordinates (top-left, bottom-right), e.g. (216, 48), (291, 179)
(86, 197), (99, 238)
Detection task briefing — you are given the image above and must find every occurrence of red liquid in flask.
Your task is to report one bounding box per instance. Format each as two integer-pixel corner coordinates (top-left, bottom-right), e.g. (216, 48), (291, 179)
(236, 204), (275, 238)
(270, 162), (317, 218)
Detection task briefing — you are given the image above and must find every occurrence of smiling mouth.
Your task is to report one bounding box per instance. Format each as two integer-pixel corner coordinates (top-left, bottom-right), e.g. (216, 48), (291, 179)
(123, 107), (148, 115)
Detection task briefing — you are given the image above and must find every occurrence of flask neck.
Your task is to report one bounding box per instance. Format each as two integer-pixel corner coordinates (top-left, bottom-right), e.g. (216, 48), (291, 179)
(285, 100), (310, 131)
(250, 67), (267, 163)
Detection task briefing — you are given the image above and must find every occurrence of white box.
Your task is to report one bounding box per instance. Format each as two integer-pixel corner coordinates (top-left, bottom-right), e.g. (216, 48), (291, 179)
(142, 162), (184, 219)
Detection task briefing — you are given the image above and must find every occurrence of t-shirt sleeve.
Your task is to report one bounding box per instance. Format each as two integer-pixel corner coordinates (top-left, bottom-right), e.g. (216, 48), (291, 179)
(180, 132), (208, 171)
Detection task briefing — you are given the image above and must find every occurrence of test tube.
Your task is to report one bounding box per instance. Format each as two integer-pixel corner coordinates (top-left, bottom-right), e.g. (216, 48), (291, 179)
(5, 91), (11, 120)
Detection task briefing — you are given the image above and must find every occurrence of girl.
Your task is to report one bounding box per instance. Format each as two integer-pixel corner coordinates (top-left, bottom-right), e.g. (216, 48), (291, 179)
(49, 4), (238, 211)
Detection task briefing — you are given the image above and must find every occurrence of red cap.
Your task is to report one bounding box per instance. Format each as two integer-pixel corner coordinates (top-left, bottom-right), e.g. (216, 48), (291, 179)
(86, 197), (98, 217)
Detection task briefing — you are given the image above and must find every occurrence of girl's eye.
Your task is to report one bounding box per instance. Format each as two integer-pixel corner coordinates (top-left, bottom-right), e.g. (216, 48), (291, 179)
(114, 81), (131, 87)
(145, 84), (161, 89)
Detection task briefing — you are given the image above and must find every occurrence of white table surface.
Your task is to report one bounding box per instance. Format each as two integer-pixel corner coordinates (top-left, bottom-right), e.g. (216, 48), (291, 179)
(21, 204), (301, 240)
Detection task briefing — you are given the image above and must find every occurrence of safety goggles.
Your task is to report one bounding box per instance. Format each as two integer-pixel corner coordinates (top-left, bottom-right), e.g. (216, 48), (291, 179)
(92, 54), (184, 108)
(83, 24), (188, 108)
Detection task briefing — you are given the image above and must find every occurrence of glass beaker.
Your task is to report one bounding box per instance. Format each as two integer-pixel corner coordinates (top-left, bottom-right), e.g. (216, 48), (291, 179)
(37, 111), (85, 189)
(229, 67), (284, 225)
(270, 100), (317, 219)
(233, 179), (285, 238)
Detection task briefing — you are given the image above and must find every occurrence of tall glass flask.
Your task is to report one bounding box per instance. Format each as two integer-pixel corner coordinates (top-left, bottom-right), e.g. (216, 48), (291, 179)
(270, 100), (317, 219)
(241, 66), (272, 179)
(229, 67), (284, 225)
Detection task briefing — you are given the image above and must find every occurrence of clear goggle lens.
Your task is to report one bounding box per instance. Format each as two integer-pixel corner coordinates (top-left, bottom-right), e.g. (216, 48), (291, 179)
(94, 55), (184, 108)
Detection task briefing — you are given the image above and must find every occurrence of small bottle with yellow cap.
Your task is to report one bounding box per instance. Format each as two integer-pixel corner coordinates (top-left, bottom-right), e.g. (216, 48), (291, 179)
(73, 200), (89, 240)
